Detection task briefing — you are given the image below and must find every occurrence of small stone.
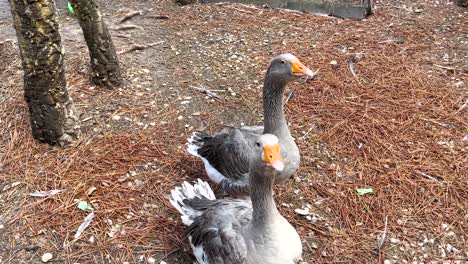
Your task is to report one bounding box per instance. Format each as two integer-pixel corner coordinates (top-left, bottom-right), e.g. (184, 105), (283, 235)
(177, 115), (183, 120)
(41, 253), (53, 263)
(160, 262), (167, 264)
(148, 257), (156, 264)
(0, 224), (4, 229)
(384, 260), (391, 264)
(294, 208), (310, 216)
(446, 244), (452, 253)
(112, 115), (121, 121)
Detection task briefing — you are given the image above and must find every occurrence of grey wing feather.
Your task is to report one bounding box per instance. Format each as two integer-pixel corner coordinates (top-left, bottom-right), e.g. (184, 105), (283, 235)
(197, 126), (263, 180)
(187, 199), (252, 264)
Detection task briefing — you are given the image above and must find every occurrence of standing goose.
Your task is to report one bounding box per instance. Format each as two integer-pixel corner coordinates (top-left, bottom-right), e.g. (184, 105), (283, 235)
(171, 134), (302, 264)
(187, 54), (317, 194)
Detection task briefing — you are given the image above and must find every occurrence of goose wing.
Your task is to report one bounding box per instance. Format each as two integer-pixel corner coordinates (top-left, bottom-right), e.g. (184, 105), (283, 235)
(186, 197), (253, 264)
(194, 126), (263, 180)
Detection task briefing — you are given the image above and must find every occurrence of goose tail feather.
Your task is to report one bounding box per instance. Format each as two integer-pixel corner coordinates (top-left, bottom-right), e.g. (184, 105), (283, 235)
(169, 179), (215, 226)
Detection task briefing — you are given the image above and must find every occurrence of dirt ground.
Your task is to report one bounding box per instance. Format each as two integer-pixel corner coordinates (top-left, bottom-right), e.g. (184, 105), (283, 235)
(1, 0), (467, 263)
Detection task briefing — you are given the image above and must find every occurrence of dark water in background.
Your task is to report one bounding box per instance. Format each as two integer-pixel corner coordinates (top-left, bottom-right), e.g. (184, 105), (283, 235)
(201, 0), (372, 19)
(0, 0), (371, 21)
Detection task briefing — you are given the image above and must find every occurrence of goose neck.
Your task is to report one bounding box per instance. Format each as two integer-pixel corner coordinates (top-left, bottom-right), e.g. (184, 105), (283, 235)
(263, 75), (289, 136)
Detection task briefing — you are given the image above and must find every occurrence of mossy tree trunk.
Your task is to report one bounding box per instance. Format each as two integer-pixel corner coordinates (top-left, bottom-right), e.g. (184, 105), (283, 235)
(8, 0), (81, 146)
(69, 0), (123, 89)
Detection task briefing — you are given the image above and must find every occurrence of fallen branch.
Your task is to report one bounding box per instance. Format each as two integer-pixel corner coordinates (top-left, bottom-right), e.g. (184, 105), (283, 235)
(189, 86), (223, 101)
(118, 41), (163, 55)
(119, 10), (142, 24)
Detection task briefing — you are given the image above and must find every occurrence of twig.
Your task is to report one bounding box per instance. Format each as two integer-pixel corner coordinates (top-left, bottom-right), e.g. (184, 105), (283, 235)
(0, 39), (13, 45)
(377, 216), (388, 252)
(299, 127), (314, 141)
(189, 86), (223, 101)
(415, 170), (440, 182)
(455, 100), (468, 114)
(115, 24), (143, 31)
(348, 53), (363, 79)
(145, 14), (170, 20)
(284, 88), (297, 105)
(420, 118), (451, 128)
(433, 64), (468, 73)
(119, 11), (142, 24)
(118, 41), (163, 55)
(378, 38), (405, 44)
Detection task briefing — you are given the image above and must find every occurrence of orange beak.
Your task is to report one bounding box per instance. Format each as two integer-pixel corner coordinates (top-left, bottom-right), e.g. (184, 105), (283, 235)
(263, 143), (284, 171)
(291, 58), (317, 81)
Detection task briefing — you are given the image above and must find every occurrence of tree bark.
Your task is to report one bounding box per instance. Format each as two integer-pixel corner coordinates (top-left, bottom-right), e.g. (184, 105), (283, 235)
(69, 0), (123, 89)
(8, 0), (81, 146)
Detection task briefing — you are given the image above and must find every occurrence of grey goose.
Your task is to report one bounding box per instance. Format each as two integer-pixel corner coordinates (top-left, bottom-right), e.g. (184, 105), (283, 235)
(170, 134), (302, 264)
(187, 54), (317, 194)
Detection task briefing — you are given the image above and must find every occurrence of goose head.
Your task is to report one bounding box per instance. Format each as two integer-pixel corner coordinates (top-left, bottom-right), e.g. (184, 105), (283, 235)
(267, 54), (317, 83)
(254, 134), (285, 175)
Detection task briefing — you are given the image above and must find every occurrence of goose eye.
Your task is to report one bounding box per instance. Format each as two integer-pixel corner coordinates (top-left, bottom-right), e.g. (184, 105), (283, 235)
(280, 60), (286, 64)
(255, 142), (261, 147)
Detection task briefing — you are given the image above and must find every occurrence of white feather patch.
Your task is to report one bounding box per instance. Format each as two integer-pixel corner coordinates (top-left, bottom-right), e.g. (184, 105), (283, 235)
(200, 156), (226, 184)
(190, 236), (209, 264)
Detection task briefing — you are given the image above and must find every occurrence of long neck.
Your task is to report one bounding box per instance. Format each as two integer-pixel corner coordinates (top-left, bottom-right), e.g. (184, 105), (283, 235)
(263, 73), (290, 138)
(250, 167), (279, 227)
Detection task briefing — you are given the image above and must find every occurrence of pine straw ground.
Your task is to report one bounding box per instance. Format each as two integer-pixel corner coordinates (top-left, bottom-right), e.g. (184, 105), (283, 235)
(1, 0), (467, 263)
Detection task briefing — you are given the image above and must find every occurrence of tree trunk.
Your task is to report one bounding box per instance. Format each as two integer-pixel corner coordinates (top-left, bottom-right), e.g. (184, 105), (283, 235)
(69, 0), (123, 89)
(8, 0), (81, 146)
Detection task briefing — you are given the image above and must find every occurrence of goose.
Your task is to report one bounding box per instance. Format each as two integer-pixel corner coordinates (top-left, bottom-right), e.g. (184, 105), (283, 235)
(170, 134), (302, 264)
(187, 54), (317, 194)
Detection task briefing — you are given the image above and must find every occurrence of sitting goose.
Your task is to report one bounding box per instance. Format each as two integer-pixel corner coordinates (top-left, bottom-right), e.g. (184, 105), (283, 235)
(187, 54), (317, 194)
(170, 134), (302, 264)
